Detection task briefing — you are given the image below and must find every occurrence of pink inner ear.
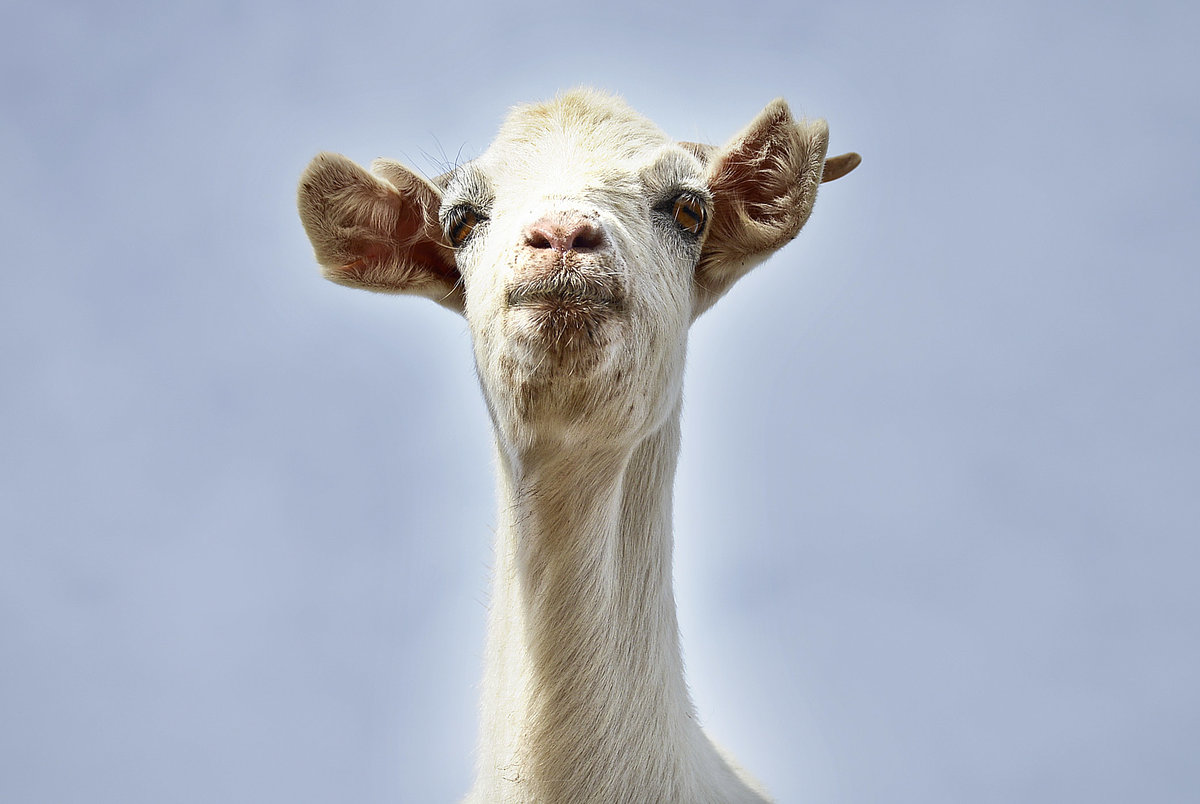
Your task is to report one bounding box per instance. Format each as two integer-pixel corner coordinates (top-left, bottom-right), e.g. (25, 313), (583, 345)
(339, 240), (459, 286)
(335, 243), (389, 278)
(387, 191), (462, 284)
(360, 243), (391, 262)
(710, 148), (793, 229)
(346, 197), (460, 285)
(411, 240), (461, 284)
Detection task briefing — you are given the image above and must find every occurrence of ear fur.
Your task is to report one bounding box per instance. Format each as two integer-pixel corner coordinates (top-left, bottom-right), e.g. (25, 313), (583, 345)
(691, 100), (851, 316)
(297, 153), (464, 312)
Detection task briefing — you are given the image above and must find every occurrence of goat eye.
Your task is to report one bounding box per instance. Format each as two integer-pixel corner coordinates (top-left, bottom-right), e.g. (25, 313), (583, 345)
(447, 207), (483, 248)
(670, 193), (706, 235)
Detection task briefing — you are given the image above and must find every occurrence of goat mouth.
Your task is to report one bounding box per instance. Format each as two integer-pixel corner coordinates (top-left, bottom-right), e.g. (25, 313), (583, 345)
(505, 272), (624, 311)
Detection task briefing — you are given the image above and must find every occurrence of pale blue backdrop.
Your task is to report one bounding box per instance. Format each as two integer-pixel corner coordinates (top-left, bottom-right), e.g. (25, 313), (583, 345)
(3, 0), (1197, 802)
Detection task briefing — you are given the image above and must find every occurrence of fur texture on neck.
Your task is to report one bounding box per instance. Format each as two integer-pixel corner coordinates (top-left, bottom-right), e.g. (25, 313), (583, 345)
(469, 409), (770, 803)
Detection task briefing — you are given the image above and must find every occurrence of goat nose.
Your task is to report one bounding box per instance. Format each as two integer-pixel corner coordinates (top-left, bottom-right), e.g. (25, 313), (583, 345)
(524, 213), (605, 253)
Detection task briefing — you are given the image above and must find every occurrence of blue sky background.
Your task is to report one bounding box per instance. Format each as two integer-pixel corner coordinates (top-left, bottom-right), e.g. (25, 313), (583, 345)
(2, 1), (1197, 802)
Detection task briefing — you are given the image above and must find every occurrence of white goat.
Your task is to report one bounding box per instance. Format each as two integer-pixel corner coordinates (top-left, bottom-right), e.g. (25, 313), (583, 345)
(298, 89), (859, 803)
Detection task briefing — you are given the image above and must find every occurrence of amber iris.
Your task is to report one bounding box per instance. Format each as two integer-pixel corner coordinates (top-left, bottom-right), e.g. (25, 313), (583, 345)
(671, 194), (706, 235)
(448, 208), (480, 247)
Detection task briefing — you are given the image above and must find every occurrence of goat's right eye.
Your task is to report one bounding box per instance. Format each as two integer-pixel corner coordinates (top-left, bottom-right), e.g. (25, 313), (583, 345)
(658, 191), (707, 237)
(446, 207), (483, 248)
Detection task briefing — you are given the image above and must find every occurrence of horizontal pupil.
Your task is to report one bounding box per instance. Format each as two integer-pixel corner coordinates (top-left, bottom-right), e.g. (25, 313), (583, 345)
(673, 199), (703, 230)
(452, 211), (477, 244)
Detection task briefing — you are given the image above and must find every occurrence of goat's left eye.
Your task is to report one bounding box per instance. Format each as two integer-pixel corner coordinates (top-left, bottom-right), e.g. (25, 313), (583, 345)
(669, 193), (707, 235)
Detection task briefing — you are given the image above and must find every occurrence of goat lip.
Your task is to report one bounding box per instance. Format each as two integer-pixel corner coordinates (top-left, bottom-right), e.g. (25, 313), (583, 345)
(505, 277), (624, 310)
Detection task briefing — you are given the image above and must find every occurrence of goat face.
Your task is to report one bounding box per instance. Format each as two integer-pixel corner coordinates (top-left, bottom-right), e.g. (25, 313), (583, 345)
(298, 89), (858, 450)
(442, 99), (703, 446)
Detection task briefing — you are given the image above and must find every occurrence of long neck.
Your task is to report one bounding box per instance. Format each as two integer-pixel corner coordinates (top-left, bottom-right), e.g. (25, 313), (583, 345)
(473, 409), (709, 802)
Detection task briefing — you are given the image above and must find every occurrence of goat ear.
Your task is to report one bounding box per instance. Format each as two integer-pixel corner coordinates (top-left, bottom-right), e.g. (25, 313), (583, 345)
(691, 100), (857, 316)
(821, 151), (862, 183)
(298, 153), (464, 313)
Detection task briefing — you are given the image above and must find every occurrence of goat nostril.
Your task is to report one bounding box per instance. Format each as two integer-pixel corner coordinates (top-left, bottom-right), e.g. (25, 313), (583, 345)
(570, 225), (604, 252)
(528, 230), (554, 250)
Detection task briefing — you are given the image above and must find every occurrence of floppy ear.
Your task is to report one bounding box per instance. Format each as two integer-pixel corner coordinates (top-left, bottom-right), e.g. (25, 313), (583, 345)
(687, 100), (859, 316)
(298, 153), (464, 313)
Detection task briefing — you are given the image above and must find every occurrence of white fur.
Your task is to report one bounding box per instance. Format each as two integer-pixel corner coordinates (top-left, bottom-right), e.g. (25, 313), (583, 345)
(297, 88), (859, 803)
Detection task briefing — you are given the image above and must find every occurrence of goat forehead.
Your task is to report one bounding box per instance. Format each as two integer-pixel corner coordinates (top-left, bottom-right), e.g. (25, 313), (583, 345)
(481, 137), (662, 187)
(497, 90), (670, 152)
(482, 156), (644, 210)
(478, 91), (673, 192)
